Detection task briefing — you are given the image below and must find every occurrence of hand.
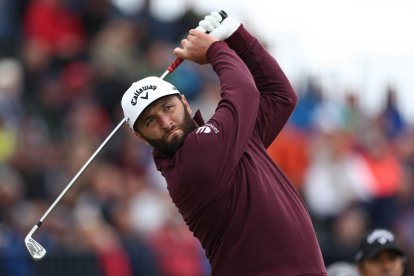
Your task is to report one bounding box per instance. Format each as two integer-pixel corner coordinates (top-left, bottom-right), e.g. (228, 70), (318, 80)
(195, 11), (223, 33)
(173, 29), (218, 64)
(196, 11), (241, 41)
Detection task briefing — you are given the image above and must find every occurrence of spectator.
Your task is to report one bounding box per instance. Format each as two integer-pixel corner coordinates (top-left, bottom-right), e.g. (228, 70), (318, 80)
(355, 228), (406, 276)
(289, 76), (323, 131)
(0, 0), (25, 57)
(302, 126), (373, 227)
(321, 206), (369, 266)
(267, 125), (310, 192)
(360, 124), (404, 229)
(326, 262), (358, 276)
(23, 0), (86, 59)
(379, 85), (406, 140)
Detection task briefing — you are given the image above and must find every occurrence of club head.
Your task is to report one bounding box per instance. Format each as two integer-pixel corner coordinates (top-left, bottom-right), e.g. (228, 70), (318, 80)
(25, 235), (46, 260)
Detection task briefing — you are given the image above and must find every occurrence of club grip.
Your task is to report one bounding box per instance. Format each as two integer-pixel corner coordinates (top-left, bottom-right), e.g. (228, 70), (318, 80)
(217, 10), (228, 24)
(167, 58), (184, 73)
(167, 10), (228, 73)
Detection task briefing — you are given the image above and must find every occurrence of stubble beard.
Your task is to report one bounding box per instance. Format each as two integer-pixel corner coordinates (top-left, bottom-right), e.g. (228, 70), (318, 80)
(143, 108), (197, 156)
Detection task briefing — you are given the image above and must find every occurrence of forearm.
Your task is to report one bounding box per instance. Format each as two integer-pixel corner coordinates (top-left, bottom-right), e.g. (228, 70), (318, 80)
(205, 40), (260, 154)
(206, 40), (259, 105)
(225, 25), (297, 147)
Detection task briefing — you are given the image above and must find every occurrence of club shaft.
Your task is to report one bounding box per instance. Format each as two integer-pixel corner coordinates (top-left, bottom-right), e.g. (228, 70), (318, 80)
(36, 69), (172, 227)
(38, 118), (126, 223)
(27, 8), (228, 240)
(160, 69), (170, 80)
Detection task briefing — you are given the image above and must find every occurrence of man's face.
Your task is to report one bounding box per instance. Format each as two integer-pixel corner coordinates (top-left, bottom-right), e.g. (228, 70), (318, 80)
(358, 250), (405, 276)
(134, 95), (197, 156)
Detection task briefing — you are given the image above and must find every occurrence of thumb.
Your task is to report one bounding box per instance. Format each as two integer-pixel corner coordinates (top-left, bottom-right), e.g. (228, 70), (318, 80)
(173, 47), (186, 59)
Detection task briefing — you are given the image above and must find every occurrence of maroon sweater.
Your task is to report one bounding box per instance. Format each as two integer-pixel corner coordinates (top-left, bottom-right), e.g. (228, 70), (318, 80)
(154, 26), (326, 276)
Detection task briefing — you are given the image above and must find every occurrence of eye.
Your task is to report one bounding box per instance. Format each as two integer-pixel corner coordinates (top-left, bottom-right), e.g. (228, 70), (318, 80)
(145, 117), (155, 127)
(164, 104), (174, 112)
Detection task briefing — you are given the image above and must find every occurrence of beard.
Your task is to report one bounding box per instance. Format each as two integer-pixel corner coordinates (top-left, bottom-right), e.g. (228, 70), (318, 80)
(142, 107), (197, 156)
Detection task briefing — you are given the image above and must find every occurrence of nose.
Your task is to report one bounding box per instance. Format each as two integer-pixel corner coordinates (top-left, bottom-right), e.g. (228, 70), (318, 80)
(159, 114), (173, 130)
(382, 258), (394, 269)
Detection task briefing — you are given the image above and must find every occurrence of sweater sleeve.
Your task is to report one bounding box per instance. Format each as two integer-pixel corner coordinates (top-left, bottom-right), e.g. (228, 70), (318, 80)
(225, 25), (298, 148)
(177, 41), (260, 200)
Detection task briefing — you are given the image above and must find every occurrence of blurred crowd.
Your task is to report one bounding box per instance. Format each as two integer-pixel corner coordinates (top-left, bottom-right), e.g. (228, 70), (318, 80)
(0, 0), (413, 275)
(269, 79), (414, 275)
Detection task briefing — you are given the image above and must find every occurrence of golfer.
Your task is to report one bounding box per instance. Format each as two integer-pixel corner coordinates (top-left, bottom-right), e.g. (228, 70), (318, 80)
(121, 11), (326, 275)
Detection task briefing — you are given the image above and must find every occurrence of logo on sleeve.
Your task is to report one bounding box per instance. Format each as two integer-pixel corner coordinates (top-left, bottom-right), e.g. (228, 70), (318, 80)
(196, 123), (219, 134)
(196, 126), (211, 134)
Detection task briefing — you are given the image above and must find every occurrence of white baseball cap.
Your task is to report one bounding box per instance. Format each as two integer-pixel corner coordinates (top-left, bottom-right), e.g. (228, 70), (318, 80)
(121, 76), (180, 130)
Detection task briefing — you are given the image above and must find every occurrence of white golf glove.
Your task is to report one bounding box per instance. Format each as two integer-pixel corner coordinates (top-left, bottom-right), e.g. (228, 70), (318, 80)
(196, 11), (241, 40)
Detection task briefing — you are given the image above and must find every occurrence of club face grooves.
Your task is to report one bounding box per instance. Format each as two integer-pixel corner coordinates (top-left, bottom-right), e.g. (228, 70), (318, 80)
(25, 237), (46, 260)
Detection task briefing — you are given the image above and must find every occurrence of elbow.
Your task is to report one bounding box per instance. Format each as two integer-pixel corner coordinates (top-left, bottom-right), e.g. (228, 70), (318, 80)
(290, 87), (299, 108)
(282, 86), (298, 112)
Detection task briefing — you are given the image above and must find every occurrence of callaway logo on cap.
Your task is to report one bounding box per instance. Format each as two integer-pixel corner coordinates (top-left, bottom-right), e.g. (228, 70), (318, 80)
(121, 76), (180, 129)
(131, 84), (157, 105)
(355, 229), (405, 263)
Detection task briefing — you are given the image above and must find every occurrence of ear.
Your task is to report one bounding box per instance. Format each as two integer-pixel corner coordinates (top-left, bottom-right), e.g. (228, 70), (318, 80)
(181, 95), (192, 115)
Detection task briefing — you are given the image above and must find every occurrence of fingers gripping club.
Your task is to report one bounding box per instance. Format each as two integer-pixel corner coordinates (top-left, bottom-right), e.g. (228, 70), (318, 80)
(165, 10), (228, 75)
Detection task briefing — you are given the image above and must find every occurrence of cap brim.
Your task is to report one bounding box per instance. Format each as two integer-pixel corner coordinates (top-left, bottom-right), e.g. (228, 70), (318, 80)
(364, 244), (405, 261)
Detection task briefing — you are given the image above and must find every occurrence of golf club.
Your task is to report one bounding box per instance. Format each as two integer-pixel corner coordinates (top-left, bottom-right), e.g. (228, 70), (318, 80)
(25, 10), (228, 261)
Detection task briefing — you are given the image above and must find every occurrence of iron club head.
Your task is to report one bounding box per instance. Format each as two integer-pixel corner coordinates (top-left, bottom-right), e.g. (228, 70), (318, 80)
(25, 225), (46, 260)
